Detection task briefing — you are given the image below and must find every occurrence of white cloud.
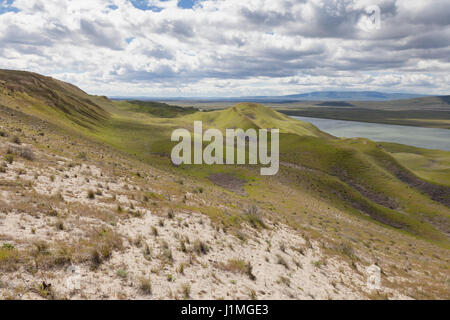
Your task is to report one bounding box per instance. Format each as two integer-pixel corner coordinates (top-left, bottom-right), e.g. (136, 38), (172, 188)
(0, 0), (448, 96)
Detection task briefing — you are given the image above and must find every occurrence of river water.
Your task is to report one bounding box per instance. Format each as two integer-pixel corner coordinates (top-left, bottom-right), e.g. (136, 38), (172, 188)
(291, 116), (450, 151)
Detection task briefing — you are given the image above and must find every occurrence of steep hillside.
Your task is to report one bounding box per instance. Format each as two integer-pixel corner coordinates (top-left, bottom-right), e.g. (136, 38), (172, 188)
(0, 70), (449, 300)
(0, 69), (109, 130)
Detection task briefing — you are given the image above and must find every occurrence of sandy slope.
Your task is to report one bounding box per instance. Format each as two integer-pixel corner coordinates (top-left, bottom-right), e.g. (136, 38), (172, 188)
(0, 137), (411, 300)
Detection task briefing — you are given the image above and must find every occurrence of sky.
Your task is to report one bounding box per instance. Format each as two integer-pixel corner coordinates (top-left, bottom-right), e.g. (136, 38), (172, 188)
(0, 0), (449, 97)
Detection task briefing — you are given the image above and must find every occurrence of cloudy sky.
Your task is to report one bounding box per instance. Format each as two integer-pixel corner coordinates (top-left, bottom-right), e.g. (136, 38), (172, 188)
(0, 0), (449, 97)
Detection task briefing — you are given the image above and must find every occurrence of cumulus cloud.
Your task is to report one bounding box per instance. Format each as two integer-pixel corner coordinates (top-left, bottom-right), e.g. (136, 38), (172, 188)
(0, 0), (448, 96)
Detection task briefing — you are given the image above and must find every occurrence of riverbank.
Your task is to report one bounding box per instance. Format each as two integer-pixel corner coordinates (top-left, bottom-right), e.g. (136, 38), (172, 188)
(290, 116), (450, 151)
(280, 108), (450, 130)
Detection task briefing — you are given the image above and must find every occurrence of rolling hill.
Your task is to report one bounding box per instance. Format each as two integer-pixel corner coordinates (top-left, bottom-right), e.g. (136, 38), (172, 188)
(0, 70), (448, 243)
(154, 94), (450, 129)
(0, 70), (449, 300)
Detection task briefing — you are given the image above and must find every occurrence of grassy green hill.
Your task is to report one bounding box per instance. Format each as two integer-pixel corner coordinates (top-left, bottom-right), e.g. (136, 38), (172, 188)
(0, 69), (109, 130)
(0, 70), (448, 246)
(185, 103), (331, 138)
(379, 142), (450, 187)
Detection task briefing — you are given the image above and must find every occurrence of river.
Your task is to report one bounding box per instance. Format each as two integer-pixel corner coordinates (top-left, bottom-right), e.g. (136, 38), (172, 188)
(291, 116), (450, 151)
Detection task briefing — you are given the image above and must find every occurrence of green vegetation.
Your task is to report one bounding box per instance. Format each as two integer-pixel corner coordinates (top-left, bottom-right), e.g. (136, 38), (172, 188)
(380, 142), (450, 187)
(121, 100), (197, 118)
(221, 259), (256, 280)
(0, 70), (448, 247)
(139, 277), (152, 295)
(180, 282), (191, 299)
(116, 269), (128, 279)
(4, 154), (13, 164)
(0, 69), (109, 131)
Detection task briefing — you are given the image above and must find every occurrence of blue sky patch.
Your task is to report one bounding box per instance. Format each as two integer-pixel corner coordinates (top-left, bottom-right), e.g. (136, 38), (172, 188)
(177, 0), (198, 9)
(0, 0), (19, 14)
(128, 0), (163, 12)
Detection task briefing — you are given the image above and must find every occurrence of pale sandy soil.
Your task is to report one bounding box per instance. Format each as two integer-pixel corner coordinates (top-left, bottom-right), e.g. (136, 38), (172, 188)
(0, 139), (411, 300)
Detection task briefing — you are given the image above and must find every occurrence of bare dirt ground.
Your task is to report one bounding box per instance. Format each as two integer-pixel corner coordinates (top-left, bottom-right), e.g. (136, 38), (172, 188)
(0, 136), (408, 300)
(208, 173), (247, 196)
(0, 140), (375, 300)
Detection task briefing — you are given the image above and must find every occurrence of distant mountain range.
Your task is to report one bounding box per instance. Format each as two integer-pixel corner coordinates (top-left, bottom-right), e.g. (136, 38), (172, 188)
(111, 91), (429, 103)
(262, 91), (428, 101)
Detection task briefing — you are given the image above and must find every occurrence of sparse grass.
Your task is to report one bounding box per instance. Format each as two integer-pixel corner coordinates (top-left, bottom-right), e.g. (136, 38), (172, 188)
(0, 245), (20, 272)
(167, 274), (175, 282)
(180, 282), (191, 299)
(134, 235), (143, 248)
(313, 260), (326, 268)
(177, 263), (186, 274)
(143, 243), (152, 261)
(193, 187), (204, 194)
(193, 239), (209, 255)
(278, 276), (291, 287)
(6, 145), (35, 161)
(21, 146), (34, 160)
(116, 269), (127, 279)
(2, 243), (14, 250)
(235, 230), (246, 242)
(245, 205), (266, 229)
(87, 190), (95, 200)
(37, 282), (56, 300)
(160, 242), (173, 263)
(332, 242), (357, 260)
(33, 240), (49, 255)
(11, 135), (21, 145)
(88, 228), (123, 268)
(55, 220), (65, 231)
(4, 154), (13, 164)
(77, 152), (87, 160)
(179, 238), (188, 253)
(139, 277), (152, 295)
(221, 259), (256, 280)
